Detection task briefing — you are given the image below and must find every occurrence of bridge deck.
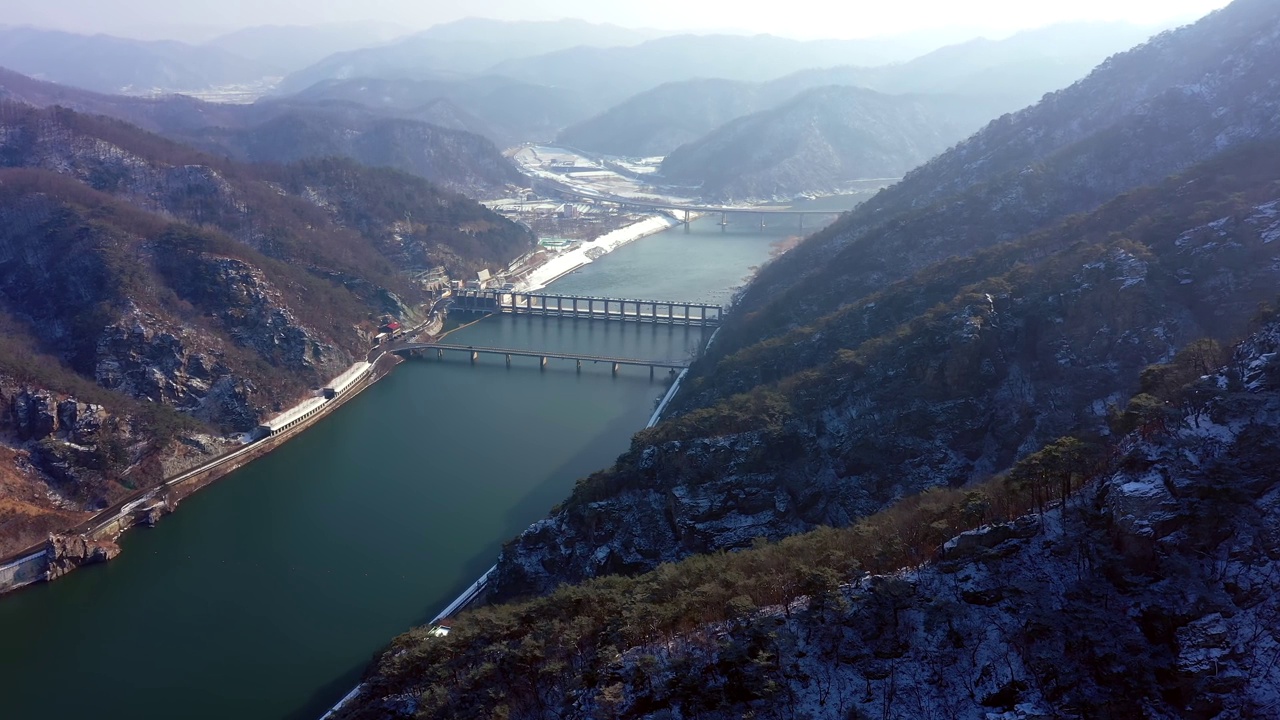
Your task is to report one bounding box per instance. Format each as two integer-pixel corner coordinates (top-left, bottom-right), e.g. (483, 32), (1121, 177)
(451, 290), (722, 327)
(395, 343), (689, 369)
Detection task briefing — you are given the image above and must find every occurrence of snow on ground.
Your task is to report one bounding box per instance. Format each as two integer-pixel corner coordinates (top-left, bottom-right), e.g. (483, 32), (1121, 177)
(516, 215), (680, 292)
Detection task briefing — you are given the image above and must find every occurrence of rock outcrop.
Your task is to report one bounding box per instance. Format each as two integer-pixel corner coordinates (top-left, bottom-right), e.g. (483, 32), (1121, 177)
(44, 533), (121, 581)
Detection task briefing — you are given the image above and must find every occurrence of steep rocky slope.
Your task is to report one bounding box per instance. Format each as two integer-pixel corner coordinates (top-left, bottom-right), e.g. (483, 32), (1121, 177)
(492, 141), (1280, 598)
(343, 315), (1280, 719)
(730, 0), (1280, 347)
(0, 104), (533, 556)
(480, 0), (1280, 600)
(658, 86), (997, 201)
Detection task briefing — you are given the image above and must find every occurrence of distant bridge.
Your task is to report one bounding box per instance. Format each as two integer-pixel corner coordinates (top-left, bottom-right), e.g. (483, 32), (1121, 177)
(546, 184), (843, 230)
(450, 290), (722, 327)
(392, 343), (688, 378)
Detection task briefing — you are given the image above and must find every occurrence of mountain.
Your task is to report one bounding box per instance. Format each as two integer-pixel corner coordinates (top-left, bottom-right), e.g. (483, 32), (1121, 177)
(330, 4), (1280, 714)
(203, 23), (404, 75)
(556, 78), (760, 157)
(484, 33), (927, 110)
(557, 22), (1158, 159)
(274, 19), (663, 96)
(344, 312), (1280, 718)
(0, 68), (521, 196)
(657, 86), (1000, 201)
(0, 26), (267, 93)
(0, 103), (533, 556)
(191, 112), (523, 197)
(287, 75), (596, 148)
(493, 138), (1280, 599)
(475, 0), (1280, 599)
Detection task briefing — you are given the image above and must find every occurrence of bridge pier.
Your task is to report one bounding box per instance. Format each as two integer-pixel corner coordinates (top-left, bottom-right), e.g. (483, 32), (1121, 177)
(720, 211), (728, 231)
(760, 215), (765, 231)
(576, 359), (582, 373)
(471, 351), (479, 364)
(540, 356), (548, 370)
(799, 213), (805, 232)
(436, 349), (443, 361)
(649, 365), (654, 380)
(682, 209), (690, 225)
(612, 362), (620, 375)
(505, 354), (511, 367)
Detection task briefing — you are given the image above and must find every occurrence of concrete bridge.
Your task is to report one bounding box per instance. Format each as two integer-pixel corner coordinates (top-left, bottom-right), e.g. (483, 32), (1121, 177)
(549, 185), (828, 229)
(393, 342), (688, 379)
(451, 290), (722, 327)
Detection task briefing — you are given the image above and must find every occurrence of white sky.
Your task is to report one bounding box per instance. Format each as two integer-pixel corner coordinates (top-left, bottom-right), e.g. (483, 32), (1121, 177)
(2, 0), (1234, 41)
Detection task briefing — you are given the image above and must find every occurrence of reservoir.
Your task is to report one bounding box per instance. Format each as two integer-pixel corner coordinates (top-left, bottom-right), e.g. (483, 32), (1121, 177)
(0, 217), (797, 720)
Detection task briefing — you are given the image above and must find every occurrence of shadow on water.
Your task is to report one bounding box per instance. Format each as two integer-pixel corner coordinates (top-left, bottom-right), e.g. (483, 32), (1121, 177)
(288, 364), (672, 720)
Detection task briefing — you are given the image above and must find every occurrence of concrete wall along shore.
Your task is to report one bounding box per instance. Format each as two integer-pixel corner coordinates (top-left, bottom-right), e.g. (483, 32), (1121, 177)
(0, 357), (394, 596)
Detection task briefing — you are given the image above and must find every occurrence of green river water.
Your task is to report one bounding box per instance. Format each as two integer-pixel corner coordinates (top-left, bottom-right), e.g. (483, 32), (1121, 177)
(0, 217), (798, 719)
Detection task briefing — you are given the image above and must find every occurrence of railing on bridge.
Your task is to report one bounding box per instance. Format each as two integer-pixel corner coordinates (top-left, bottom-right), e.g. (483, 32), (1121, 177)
(393, 342), (688, 379)
(451, 290), (722, 327)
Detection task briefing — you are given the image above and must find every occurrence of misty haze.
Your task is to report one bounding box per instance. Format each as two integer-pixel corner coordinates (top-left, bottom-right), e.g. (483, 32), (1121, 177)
(1, 1), (1278, 719)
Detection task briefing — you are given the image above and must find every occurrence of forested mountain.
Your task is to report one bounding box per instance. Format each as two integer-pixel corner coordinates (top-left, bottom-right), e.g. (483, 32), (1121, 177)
(556, 22), (1155, 158)
(485, 33), (939, 110)
(274, 19), (663, 95)
(288, 75), (595, 148)
(556, 78), (759, 157)
(657, 86), (1000, 201)
(203, 23), (404, 76)
(347, 312), (1280, 718)
(0, 68), (521, 195)
(0, 27), (266, 93)
(493, 0), (1280, 595)
(0, 103), (533, 556)
(334, 2), (1280, 715)
(193, 112), (523, 195)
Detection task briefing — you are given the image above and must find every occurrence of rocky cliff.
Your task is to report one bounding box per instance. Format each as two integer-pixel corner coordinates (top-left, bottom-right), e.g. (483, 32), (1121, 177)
(491, 140), (1280, 599)
(342, 289), (1280, 720)
(0, 103), (533, 557)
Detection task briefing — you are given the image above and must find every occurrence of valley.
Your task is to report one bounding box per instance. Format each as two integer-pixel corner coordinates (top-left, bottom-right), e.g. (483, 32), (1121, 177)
(1, 2), (1277, 719)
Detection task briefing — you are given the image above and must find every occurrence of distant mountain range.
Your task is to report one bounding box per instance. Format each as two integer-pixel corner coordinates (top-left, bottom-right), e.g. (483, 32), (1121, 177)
(483, 33), (939, 109)
(658, 86), (1000, 201)
(0, 26), (266, 93)
(203, 23), (406, 76)
(558, 21), (1160, 160)
(0, 67), (520, 196)
(288, 75), (596, 148)
(273, 18), (667, 95)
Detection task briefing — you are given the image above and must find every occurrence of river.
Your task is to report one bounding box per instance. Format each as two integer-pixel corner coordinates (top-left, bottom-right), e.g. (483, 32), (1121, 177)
(0, 217), (796, 720)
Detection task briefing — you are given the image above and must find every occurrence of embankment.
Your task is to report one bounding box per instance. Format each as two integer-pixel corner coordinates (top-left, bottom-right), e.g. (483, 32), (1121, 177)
(518, 215), (682, 292)
(0, 352), (402, 596)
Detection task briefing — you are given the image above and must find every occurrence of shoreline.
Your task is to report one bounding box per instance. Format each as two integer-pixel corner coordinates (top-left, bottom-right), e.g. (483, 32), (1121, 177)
(516, 214), (681, 292)
(1, 215), (690, 596)
(0, 321), (435, 595)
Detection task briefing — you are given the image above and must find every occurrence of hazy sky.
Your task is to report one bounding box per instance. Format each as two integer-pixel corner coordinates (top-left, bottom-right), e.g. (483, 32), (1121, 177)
(4, 0), (1234, 41)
